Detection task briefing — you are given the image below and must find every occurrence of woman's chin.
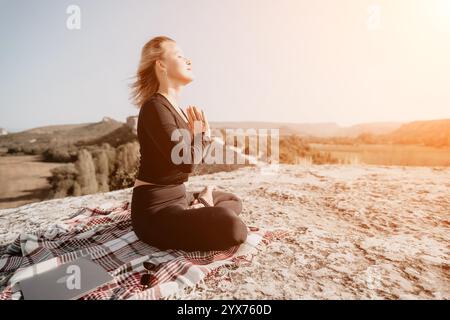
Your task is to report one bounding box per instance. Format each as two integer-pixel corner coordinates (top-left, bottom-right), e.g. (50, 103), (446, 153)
(181, 75), (195, 85)
(185, 70), (195, 81)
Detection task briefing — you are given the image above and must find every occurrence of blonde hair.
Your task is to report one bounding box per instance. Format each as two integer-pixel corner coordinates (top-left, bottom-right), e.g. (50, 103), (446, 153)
(129, 36), (175, 108)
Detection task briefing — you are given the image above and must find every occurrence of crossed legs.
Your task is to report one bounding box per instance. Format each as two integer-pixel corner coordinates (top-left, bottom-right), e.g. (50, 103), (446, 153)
(132, 189), (247, 252)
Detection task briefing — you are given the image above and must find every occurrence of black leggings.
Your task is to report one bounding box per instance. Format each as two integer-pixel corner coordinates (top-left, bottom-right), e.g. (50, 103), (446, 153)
(130, 183), (248, 252)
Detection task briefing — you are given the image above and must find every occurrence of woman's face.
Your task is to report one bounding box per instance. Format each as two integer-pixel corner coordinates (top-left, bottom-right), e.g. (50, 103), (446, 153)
(159, 41), (194, 84)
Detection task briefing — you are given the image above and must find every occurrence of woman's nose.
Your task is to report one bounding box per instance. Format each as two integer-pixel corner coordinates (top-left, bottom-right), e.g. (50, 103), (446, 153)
(186, 59), (192, 66)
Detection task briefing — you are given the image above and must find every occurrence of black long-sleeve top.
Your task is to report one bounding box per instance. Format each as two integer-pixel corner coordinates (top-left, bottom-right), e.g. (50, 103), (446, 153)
(136, 92), (212, 185)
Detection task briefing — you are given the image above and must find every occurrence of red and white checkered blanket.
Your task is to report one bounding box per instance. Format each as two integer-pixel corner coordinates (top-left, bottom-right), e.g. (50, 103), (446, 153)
(0, 200), (270, 300)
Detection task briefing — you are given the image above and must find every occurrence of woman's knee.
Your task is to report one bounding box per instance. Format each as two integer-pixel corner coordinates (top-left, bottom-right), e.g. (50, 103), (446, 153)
(215, 207), (248, 245)
(234, 196), (243, 215)
(213, 191), (243, 215)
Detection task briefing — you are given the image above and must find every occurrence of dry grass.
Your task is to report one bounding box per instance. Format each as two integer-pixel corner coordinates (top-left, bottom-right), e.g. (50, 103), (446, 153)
(309, 143), (450, 166)
(0, 155), (61, 209)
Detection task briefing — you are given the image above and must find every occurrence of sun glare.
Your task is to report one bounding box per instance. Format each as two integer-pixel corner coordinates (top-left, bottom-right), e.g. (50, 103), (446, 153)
(432, 0), (450, 31)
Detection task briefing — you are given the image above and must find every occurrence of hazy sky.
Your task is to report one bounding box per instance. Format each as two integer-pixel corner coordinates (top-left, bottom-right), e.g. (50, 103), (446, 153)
(1, 0), (450, 131)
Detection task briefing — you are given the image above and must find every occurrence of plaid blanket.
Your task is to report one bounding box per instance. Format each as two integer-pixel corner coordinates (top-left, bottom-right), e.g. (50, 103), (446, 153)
(0, 200), (269, 300)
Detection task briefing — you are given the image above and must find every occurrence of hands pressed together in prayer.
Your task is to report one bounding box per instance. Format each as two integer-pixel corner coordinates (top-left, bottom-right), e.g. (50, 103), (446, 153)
(185, 105), (211, 139)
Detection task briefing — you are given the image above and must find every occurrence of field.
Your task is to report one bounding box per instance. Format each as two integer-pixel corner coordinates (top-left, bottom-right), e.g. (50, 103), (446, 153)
(0, 155), (61, 209)
(309, 143), (450, 167)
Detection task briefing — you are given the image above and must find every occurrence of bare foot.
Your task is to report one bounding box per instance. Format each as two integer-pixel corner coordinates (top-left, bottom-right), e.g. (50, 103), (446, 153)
(198, 185), (215, 207)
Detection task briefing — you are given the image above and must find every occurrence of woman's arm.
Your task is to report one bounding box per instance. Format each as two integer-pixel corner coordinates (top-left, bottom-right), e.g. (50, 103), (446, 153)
(142, 99), (208, 173)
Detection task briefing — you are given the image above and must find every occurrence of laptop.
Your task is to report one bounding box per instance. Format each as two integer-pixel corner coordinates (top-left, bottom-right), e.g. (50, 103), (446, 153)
(19, 256), (114, 300)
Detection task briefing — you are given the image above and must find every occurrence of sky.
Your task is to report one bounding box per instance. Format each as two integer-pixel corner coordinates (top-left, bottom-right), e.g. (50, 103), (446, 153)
(1, 0), (450, 132)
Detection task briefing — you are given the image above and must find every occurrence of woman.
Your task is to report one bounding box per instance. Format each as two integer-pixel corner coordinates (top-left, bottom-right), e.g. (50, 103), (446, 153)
(129, 36), (248, 252)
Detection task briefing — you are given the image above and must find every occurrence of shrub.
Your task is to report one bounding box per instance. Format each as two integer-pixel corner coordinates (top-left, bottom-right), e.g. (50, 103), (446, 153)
(109, 141), (140, 190)
(92, 149), (110, 193)
(75, 149), (98, 195)
(279, 135), (310, 164)
(42, 145), (78, 162)
(46, 163), (78, 199)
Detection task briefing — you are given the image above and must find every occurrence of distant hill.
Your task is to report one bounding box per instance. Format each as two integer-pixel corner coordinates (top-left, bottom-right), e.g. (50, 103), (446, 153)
(75, 124), (137, 148)
(339, 122), (403, 137)
(2, 117), (448, 154)
(382, 119), (450, 147)
(0, 117), (126, 152)
(210, 119), (450, 148)
(21, 123), (89, 135)
(209, 121), (403, 137)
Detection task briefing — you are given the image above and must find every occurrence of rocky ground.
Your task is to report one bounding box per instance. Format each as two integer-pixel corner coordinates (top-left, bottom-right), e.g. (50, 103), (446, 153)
(1, 164), (449, 299)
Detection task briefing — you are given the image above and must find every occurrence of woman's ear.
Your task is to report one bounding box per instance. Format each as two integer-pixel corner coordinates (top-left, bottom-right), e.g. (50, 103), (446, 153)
(156, 60), (165, 72)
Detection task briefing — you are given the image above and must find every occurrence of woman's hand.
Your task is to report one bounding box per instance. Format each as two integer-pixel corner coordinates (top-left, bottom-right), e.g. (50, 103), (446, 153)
(186, 105), (211, 139)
